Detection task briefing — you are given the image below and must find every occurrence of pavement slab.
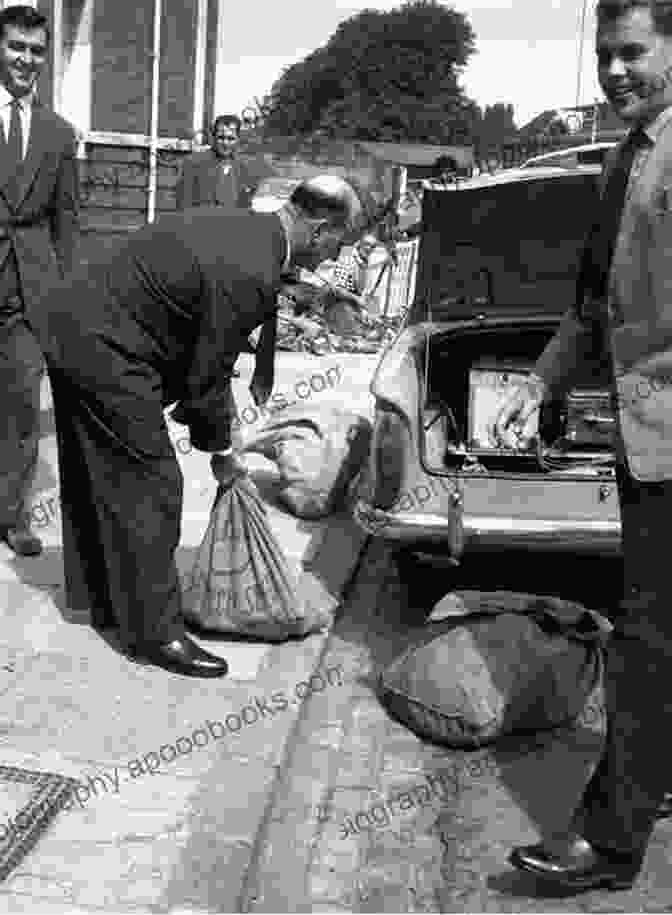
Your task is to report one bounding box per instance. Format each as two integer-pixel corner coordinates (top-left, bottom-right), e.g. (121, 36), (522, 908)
(0, 352), (376, 911)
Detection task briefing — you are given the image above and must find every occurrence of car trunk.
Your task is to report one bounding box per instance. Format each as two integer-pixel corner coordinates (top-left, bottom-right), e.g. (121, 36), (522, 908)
(421, 318), (616, 477)
(363, 169), (622, 557)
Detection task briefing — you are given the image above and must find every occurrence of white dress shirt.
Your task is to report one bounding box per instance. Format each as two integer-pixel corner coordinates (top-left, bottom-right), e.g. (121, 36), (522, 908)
(0, 86), (32, 160)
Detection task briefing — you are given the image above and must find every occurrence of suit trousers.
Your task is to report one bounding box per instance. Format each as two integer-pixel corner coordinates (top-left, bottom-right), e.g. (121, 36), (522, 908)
(46, 362), (187, 649)
(0, 306), (44, 529)
(575, 464), (672, 863)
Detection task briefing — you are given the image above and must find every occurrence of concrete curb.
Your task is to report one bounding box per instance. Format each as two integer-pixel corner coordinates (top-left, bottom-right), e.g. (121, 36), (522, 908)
(237, 538), (390, 913)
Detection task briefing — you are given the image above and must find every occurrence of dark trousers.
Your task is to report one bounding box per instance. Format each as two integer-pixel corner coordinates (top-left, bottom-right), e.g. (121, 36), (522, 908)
(47, 364), (186, 649)
(0, 315), (43, 529)
(575, 464), (672, 863)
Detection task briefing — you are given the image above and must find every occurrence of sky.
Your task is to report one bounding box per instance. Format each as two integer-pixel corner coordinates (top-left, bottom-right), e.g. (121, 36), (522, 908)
(215, 0), (604, 130)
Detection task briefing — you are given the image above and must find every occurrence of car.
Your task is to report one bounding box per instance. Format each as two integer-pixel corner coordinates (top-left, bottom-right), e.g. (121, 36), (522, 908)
(520, 142), (616, 170)
(353, 163), (624, 569)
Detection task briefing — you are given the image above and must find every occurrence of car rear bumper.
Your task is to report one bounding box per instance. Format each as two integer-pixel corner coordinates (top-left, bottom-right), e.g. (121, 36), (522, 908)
(353, 499), (622, 556)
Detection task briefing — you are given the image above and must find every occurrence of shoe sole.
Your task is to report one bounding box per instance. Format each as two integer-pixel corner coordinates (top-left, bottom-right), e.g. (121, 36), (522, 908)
(511, 856), (635, 891)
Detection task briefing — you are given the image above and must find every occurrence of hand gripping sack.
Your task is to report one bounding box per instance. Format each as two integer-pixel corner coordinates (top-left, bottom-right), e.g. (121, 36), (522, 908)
(242, 404), (372, 520)
(181, 472), (332, 640)
(378, 591), (609, 749)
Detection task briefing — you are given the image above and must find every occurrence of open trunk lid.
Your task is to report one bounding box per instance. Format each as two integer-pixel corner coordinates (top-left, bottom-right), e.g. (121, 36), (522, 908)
(409, 169), (601, 325)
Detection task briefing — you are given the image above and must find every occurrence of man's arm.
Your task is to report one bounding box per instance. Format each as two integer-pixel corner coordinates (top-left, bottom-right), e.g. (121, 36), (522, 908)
(49, 131), (80, 276)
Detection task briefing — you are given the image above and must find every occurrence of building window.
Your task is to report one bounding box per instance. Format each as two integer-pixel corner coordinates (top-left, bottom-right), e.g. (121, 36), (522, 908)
(55, 0), (93, 132)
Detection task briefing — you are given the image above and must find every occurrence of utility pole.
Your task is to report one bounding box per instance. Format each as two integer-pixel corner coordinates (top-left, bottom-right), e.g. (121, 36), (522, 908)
(575, 0), (589, 108)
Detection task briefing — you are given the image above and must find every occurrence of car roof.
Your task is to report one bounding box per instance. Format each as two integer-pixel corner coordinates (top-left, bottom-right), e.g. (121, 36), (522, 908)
(447, 163), (602, 190)
(521, 142), (616, 168)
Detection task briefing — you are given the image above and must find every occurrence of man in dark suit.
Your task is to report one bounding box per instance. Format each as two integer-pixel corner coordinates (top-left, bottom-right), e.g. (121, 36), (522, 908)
(176, 113), (274, 211)
(0, 5), (78, 557)
(31, 176), (379, 677)
(496, 0), (672, 893)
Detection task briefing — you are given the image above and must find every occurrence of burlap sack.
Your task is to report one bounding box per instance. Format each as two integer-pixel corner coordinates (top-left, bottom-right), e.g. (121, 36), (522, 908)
(379, 591), (609, 749)
(242, 404), (372, 519)
(181, 473), (332, 640)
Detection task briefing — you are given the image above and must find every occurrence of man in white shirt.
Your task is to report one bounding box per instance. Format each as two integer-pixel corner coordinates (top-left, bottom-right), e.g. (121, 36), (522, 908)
(0, 5), (78, 558)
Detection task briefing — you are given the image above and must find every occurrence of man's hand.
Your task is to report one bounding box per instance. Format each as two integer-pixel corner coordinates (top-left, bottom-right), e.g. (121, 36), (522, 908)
(491, 373), (548, 450)
(211, 452), (248, 486)
(249, 373), (273, 408)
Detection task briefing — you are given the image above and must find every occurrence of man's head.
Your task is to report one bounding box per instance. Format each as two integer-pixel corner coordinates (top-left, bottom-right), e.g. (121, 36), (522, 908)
(596, 0), (672, 125)
(0, 5), (49, 99)
(211, 114), (241, 161)
(281, 175), (380, 271)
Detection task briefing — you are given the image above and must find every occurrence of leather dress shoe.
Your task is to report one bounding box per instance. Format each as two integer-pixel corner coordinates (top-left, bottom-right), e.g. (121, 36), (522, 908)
(130, 635), (229, 678)
(509, 838), (640, 892)
(656, 792), (672, 819)
(2, 526), (43, 557)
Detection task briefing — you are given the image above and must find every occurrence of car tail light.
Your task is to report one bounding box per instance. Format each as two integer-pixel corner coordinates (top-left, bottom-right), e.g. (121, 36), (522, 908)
(371, 410), (406, 509)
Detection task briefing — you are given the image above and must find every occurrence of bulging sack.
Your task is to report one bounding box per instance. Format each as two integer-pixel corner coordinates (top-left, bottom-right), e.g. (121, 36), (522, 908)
(242, 404), (372, 519)
(181, 473), (333, 640)
(378, 591), (609, 749)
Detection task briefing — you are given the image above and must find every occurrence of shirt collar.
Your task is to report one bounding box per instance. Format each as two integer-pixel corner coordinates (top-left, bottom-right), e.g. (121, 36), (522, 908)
(0, 85), (33, 110)
(640, 104), (672, 145)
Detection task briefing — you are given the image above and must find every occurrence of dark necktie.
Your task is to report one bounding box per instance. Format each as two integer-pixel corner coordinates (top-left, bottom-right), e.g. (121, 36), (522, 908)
(580, 128), (648, 305)
(7, 98), (23, 170)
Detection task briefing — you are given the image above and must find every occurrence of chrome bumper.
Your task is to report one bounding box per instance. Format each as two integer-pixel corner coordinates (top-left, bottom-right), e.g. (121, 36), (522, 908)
(353, 499), (622, 556)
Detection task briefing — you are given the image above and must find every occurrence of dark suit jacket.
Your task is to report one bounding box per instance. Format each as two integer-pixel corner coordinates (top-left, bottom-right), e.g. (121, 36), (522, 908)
(175, 150), (275, 210)
(0, 103), (79, 316)
(33, 207), (287, 452)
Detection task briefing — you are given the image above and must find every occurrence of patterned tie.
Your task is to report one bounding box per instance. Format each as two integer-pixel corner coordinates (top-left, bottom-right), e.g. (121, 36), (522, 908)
(7, 98), (23, 170)
(580, 128), (648, 307)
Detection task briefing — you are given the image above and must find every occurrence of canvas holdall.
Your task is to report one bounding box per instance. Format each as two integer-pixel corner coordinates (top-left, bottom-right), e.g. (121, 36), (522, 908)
(242, 403), (372, 519)
(378, 590), (610, 749)
(182, 462), (333, 640)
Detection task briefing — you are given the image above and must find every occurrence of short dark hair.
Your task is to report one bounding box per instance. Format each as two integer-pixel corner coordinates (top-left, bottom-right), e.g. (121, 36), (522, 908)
(0, 5), (50, 44)
(212, 114), (242, 135)
(596, 0), (672, 35)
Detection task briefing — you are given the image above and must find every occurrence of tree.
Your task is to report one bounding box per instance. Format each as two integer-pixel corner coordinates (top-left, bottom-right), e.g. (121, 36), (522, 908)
(263, 0), (477, 144)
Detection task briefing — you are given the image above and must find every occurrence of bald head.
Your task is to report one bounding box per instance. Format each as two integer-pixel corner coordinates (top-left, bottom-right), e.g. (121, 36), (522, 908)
(290, 175), (379, 238)
(280, 174), (382, 272)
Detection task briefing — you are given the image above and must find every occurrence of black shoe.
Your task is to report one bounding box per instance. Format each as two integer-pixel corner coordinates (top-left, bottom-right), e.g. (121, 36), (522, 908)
(656, 793), (672, 819)
(130, 635), (229, 678)
(509, 839), (640, 892)
(2, 526), (43, 557)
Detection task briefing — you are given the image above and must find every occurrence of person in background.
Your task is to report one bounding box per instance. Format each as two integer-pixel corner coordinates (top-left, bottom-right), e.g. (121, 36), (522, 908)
(175, 113), (274, 211)
(495, 0), (672, 893)
(422, 154), (459, 190)
(31, 176), (378, 678)
(0, 4), (78, 558)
